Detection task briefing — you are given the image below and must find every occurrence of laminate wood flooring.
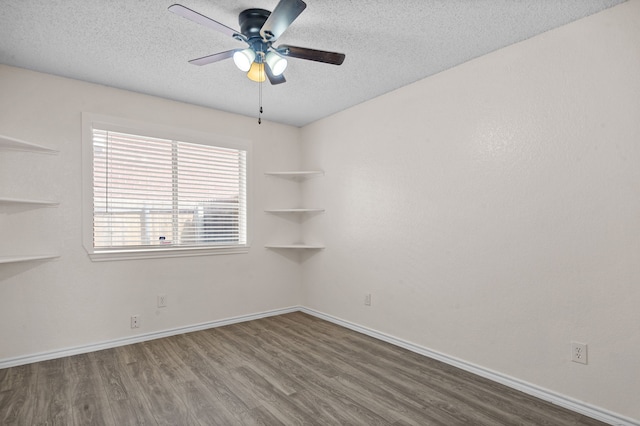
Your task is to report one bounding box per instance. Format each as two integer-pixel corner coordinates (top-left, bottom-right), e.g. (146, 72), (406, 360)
(0, 312), (608, 425)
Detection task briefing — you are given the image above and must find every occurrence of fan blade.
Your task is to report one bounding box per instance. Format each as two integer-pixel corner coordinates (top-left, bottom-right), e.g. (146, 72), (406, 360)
(188, 50), (237, 66)
(259, 0), (307, 42)
(277, 45), (345, 65)
(265, 63), (286, 85)
(169, 4), (239, 38)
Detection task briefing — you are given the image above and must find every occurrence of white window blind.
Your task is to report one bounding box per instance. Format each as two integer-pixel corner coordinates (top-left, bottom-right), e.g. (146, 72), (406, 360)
(92, 129), (247, 251)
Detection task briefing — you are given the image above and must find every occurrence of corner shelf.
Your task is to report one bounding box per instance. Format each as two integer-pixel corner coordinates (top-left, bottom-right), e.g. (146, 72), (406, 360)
(0, 255), (60, 264)
(1, 133), (60, 264)
(265, 171), (324, 180)
(0, 197), (59, 207)
(265, 244), (325, 250)
(264, 170), (324, 251)
(0, 134), (58, 154)
(264, 208), (324, 214)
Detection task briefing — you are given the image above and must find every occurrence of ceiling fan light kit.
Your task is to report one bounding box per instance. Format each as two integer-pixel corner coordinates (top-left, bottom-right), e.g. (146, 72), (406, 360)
(265, 51), (287, 76)
(233, 48), (255, 72)
(247, 62), (266, 83)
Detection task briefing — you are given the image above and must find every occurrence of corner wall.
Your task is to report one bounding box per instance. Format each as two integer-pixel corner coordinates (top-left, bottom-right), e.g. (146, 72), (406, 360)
(0, 65), (303, 361)
(301, 0), (640, 421)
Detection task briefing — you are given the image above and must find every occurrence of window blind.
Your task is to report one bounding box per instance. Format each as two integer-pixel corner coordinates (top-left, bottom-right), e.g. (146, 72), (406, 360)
(92, 129), (247, 250)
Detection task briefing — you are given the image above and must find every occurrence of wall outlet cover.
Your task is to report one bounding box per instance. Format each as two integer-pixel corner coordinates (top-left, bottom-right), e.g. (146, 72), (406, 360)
(571, 341), (588, 364)
(131, 315), (140, 329)
(158, 294), (167, 308)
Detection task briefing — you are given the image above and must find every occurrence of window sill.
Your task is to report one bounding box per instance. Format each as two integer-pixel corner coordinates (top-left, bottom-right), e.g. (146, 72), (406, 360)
(88, 245), (249, 262)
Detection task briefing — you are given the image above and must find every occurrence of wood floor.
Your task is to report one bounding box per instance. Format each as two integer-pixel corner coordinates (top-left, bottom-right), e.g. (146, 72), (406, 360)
(1, 312), (607, 425)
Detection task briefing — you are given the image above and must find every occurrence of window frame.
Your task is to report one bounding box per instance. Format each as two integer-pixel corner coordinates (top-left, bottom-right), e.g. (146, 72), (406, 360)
(82, 113), (251, 261)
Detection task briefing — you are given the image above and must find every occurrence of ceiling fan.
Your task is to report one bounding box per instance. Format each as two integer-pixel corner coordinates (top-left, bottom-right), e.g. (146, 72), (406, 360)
(168, 0), (346, 85)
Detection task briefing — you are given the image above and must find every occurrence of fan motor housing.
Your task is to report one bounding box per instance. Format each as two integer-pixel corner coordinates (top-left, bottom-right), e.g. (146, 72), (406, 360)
(239, 9), (270, 39)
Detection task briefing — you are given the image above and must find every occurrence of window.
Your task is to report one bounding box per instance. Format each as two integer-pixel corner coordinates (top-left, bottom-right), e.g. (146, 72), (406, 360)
(82, 114), (249, 260)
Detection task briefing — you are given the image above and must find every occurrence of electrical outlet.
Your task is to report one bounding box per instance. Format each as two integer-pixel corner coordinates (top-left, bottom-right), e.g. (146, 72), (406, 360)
(364, 293), (372, 306)
(158, 294), (167, 308)
(131, 315), (140, 329)
(571, 342), (587, 364)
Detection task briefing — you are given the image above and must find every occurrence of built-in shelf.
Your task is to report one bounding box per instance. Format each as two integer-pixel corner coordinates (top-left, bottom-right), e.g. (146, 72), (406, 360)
(1, 133), (60, 265)
(265, 170), (324, 252)
(0, 134), (58, 153)
(0, 255), (60, 264)
(265, 244), (325, 250)
(264, 171), (324, 180)
(0, 197), (59, 207)
(264, 208), (324, 213)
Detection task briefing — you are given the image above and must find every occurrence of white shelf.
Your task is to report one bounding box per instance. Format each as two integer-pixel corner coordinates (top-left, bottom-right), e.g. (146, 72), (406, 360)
(265, 244), (325, 249)
(264, 208), (324, 213)
(264, 171), (324, 179)
(265, 170), (325, 252)
(1, 133), (60, 265)
(0, 197), (59, 207)
(0, 255), (60, 264)
(0, 134), (58, 153)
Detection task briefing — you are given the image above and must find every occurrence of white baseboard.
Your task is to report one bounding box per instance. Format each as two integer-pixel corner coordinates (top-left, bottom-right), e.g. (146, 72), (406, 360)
(0, 306), (299, 369)
(300, 307), (639, 426)
(2, 305), (637, 426)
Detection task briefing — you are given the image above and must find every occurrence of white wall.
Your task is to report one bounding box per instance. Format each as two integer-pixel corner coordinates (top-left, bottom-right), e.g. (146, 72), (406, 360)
(0, 65), (303, 360)
(301, 0), (640, 421)
(2, 0), (640, 421)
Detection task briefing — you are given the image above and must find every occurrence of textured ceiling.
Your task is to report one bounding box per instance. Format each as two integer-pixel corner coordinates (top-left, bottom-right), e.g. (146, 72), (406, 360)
(0, 0), (625, 127)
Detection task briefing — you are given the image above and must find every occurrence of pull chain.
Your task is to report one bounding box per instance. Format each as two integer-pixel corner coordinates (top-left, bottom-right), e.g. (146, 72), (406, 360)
(258, 63), (264, 124)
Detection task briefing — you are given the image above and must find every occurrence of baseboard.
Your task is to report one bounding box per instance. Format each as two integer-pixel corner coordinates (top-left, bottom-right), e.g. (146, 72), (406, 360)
(2, 305), (637, 425)
(0, 306), (299, 369)
(300, 307), (639, 426)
